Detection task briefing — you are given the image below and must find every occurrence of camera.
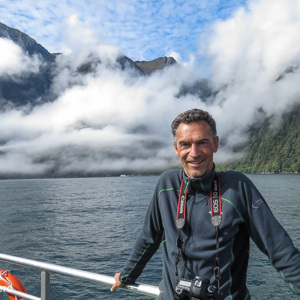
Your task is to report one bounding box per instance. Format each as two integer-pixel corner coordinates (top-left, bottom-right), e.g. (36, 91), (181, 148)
(174, 276), (221, 300)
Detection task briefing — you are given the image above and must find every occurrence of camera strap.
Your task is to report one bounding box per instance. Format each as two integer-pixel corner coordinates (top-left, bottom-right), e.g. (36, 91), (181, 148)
(176, 179), (190, 230)
(175, 179), (190, 276)
(211, 173), (222, 290)
(175, 173), (222, 288)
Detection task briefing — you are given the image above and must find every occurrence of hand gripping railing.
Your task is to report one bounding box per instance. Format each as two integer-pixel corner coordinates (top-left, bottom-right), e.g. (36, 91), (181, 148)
(0, 253), (160, 299)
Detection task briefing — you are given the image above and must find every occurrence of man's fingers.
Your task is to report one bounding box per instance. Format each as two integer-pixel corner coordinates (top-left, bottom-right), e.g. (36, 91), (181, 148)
(111, 282), (118, 292)
(111, 272), (124, 292)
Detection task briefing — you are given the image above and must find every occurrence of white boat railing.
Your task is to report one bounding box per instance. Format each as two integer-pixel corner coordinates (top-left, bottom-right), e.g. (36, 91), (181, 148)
(0, 253), (160, 299)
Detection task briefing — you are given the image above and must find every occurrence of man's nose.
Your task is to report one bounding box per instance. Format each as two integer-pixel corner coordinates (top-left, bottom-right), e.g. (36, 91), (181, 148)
(190, 144), (201, 157)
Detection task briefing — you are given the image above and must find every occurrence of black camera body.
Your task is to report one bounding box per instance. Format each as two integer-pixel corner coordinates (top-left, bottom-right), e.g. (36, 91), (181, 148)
(174, 276), (221, 300)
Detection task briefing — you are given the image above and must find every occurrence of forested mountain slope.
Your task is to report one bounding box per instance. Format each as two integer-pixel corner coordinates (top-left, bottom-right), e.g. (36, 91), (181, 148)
(220, 104), (300, 173)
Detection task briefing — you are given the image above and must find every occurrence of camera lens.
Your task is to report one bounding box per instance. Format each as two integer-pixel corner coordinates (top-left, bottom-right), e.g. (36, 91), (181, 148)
(207, 285), (216, 293)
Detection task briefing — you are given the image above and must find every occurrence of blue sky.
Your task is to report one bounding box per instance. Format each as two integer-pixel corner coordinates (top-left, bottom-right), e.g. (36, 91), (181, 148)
(0, 0), (247, 62)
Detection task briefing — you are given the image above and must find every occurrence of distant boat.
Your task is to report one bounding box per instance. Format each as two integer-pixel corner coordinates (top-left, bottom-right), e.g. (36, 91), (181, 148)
(120, 174), (127, 177)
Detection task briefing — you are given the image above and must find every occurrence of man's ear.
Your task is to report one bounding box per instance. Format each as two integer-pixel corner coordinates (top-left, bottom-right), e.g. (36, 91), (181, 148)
(214, 136), (219, 153)
(174, 142), (180, 157)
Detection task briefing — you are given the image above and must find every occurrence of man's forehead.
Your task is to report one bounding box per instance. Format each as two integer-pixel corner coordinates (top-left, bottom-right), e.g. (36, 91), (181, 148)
(177, 122), (213, 140)
(177, 121), (211, 134)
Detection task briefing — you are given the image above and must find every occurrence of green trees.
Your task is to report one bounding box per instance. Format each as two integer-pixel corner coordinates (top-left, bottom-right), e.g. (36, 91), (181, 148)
(219, 104), (300, 174)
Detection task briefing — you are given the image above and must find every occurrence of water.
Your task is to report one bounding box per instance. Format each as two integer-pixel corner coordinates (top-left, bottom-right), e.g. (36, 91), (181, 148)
(0, 174), (299, 299)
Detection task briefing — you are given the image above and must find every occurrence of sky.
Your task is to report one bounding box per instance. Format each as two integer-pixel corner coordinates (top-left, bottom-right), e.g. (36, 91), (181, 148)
(0, 0), (300, 177)
(0, 0), (247, 67)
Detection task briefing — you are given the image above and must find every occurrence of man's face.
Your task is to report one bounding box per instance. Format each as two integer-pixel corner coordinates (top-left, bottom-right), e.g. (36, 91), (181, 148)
(174, 121), (219, 178)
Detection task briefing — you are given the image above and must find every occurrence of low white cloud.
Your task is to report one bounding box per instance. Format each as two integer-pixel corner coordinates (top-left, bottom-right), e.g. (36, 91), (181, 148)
(201, 0), (300, 161)
(0, 38), (41, 76)
(0, 39), (201, 175)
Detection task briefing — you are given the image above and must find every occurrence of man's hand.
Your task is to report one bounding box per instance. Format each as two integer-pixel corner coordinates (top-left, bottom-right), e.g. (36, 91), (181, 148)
(111, 272), (125, 292)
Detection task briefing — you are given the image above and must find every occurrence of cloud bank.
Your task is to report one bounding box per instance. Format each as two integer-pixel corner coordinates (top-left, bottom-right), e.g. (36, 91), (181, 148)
(0, 0), (300, 177)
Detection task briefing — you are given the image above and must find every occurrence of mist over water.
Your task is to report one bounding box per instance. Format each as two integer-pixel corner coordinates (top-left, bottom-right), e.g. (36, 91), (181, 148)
(1, 0), (300, 177)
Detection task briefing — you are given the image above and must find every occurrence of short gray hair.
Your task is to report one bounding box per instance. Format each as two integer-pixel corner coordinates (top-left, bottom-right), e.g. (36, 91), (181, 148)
(171, 108), (217, 140)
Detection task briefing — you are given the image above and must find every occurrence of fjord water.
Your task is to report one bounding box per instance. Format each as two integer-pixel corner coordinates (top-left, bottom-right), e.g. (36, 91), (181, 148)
(0, 174), (299, 299)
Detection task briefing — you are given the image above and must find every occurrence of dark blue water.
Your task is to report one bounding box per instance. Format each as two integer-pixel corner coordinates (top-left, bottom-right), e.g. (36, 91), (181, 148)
(0, 174), (299, 299)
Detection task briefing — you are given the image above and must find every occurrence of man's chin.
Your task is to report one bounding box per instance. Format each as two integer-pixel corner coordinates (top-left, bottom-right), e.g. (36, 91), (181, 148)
(186, 169), (205, 178)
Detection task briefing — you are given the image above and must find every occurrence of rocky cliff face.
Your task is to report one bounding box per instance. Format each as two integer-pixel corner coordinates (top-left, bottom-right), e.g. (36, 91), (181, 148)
(0, 22), (55, 62)
(135, 56), (177, 74)
(0, 22), (56, 106)
(0, 23), (178, 107)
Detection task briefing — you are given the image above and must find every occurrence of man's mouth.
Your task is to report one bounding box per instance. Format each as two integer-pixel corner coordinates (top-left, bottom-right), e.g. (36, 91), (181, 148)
(188, 159), (204, 166)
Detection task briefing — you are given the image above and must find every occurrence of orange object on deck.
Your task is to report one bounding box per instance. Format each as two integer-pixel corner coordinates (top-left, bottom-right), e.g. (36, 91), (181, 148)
(0, 269), (27, 300)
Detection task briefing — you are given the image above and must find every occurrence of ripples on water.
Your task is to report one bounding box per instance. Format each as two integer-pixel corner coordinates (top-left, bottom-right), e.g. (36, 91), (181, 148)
(0, 174), (299, 299)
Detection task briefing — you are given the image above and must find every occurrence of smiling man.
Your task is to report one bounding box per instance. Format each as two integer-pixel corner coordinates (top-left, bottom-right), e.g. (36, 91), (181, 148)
(173, 117), (219, 179)
(111, 108), (300, 299)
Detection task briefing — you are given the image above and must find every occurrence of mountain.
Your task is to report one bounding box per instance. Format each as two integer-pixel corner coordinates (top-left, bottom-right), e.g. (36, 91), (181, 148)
(135, 56), (176, 74)
(0, 22), (299, 174)
(0, 22), (55, 63)
(0, 22), (176, 107)
(0, 22), (55, 106)
(221, 104), (300, 173)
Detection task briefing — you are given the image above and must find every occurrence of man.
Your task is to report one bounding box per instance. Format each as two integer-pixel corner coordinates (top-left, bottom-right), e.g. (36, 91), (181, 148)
(111, 108), (300, 299)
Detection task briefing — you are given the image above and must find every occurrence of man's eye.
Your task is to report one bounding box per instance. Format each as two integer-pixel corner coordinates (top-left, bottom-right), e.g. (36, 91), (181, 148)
(179, 143), (189, 149)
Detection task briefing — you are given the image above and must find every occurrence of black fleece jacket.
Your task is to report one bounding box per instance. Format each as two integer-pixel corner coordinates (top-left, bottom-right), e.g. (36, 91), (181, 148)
(119, 168), (300, 299)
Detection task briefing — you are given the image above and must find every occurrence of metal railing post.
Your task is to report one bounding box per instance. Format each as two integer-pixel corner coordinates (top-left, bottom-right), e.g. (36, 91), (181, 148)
(41, 270), (51, 300)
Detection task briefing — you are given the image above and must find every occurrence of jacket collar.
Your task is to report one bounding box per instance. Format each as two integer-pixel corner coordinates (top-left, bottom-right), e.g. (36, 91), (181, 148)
(182, 164), (216, 193)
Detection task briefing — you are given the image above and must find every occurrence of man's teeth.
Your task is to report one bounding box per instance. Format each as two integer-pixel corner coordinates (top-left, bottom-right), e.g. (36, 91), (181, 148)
(189, 160), (203, 164)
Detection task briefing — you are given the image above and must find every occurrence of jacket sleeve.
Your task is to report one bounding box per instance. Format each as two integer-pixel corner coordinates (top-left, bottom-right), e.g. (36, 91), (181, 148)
(119, 184), (163, 284)
(241, 175), (300, 295)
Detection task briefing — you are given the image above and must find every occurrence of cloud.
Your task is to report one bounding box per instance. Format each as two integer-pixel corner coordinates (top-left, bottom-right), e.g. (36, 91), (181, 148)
(0, 38), (41, 76)
(0, 35), (201, 176)
(207, 0), (300, 85)
(0, 0), (300, 177)
(201, 0), (300, 159)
